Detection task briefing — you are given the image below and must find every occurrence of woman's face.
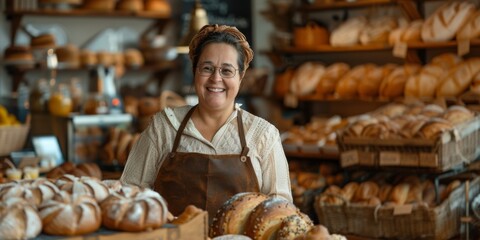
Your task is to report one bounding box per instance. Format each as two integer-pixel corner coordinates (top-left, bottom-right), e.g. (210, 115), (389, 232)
(194, 43), (241, 112)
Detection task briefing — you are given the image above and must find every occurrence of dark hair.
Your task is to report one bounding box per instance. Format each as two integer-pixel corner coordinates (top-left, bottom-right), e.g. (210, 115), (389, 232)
(189, 24), (254, 78)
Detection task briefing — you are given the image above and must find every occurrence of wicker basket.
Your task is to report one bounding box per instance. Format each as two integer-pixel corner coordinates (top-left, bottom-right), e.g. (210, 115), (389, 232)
(0, 125), (30, 156)
(337, 115), (480, 171)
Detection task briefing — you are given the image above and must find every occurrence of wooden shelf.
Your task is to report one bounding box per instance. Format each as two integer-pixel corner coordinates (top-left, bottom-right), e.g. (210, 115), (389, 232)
(5, 9), (171, 19)
(274, 40), (480, 54)
(299, 0), (396, 11)
(285, 150), (339, 160)
(3, 61), (176, 73)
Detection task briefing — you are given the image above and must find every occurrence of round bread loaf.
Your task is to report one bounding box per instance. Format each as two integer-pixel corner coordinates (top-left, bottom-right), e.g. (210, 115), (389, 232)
(316, 62), (350, 96)
(80, 49), (97, 67)
(290, 62), (325, 96)
(0, 197), (42, 239)
(39, 191), (101, 236)
(277, 213), (313, 240)
(245, 197), (302, 240)
(30, 33), (56, 49)
(4, 45), (34, 62)
(0, 178), (59, 206)
(55, 174), (109, 202)
(145, 0), (171, 14)
(117, 0), (144, 12)
(210, 192), (269, 237)
(100, 186), (168, 232)
(76, 162), (103, 180)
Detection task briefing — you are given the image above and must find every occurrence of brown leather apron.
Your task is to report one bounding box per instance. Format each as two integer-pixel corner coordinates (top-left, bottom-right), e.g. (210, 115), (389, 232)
(154, 106), (260, 223)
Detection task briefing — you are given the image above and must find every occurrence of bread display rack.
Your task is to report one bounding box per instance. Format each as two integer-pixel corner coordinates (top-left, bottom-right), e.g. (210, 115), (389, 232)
(2, 1), (175, 92)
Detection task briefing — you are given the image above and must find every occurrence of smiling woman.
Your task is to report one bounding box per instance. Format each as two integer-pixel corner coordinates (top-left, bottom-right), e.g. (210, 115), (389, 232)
(120, 24), (293, 226)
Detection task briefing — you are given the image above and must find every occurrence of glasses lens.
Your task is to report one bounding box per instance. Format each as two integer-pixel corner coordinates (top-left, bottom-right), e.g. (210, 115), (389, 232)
(198, 64), (236, 78)
(220, 66), (236, 78)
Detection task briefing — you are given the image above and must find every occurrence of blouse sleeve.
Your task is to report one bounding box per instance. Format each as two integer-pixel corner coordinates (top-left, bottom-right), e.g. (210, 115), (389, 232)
(120, 116), (162, 189)
(259, 126), (293, 202)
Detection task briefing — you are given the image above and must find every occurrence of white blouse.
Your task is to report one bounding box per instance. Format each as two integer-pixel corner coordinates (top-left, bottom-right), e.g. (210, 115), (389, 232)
(120, 104), (293, 202)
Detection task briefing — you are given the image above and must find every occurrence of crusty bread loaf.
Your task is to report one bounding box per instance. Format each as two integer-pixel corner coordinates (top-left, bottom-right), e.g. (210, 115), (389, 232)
(341, 182), (359, 201)
(436, 58), (480, 97)
(416, 118), (453, 140)
(389, 183), (410, 205)
(358, 64), (395, 99)
(245, 197), (304, 240)
(0, 178), (59, 206)
(404, 64), (443, 98)
(440, 180), (461, 202)
(172, 205), (203, 225)
(353, 181), (379, 202)
(210, 192), (269, 237)
(100, 186), (168, 232)
(335, 64), (376, 99)
(55, 174), (109, 202)
(457, 9), (480, 40)
(275, 67), (295, 97)
(277, 213), (313, 240)
(76, 163), (102, 180)
(316, 62), (350, 96)
(116, 0), (143, 11)
(0, 197), (42, 239)
(470, 70), (480, 94)
(359, 16), (397, 45)
(145, 0), (171, 14)
(421, 1), (475, 42)
(381, 64), (421, 99)
(39, 191), (101, 236)
(330, 16), (367, 46)
(443, 105), (475, 125)
(430, 53), (462, 70)
(402, 20), (424, 43)
(290, 62), (325, 96)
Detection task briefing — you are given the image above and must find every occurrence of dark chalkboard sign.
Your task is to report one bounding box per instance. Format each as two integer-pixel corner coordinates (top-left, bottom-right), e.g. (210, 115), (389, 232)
(179, 0), (253, 47)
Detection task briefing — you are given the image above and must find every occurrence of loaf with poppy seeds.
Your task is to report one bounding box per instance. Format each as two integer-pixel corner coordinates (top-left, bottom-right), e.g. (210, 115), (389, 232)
(244, 197), (305, 240)
(210, 192), (269, 237)
(39, 191), (101, 236)
(100, 186), (169, 232)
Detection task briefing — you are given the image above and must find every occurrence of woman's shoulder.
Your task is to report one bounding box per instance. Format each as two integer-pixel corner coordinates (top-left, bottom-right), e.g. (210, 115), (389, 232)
(239, 108), (279, 134)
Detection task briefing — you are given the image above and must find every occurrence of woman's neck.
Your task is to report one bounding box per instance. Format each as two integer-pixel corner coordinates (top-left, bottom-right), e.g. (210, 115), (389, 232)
(192, 105), (236, 141)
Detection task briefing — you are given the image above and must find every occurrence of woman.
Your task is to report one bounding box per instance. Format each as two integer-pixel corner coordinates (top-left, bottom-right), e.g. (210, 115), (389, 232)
(120, 24), (292, 221)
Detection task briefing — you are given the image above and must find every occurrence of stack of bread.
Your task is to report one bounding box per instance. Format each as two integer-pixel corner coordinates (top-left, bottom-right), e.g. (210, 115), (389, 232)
(276, 53), (480, 100)
(317, 174), (462, 208)
(0, 176), (202, 238)
(341, 102), (475, 141)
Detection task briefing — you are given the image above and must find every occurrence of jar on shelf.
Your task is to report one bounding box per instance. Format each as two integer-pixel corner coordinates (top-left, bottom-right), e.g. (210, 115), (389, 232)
(48, 83), (73, 117)
(83, 93), (109, 115)
(29, 78), (51, 113)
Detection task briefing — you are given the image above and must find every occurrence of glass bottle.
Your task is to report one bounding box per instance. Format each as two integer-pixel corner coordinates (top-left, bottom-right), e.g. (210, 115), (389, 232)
(48, 83), (73, 117)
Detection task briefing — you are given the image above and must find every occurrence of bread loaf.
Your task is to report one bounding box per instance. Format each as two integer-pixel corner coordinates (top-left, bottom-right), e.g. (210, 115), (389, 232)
(39, 191), (101, 236)
(316, 63), (350, 96)
(404, 64), (443, 98)
(100, 186), (169, 232)
(210, 192), (269, 237)
(0, 198), (42, 239)
(416, 118), (453, 140)
(330, 16), (367, 46)
(470, 70), (480, 94)
(275, 67), (295, 97)
(421, 1), (475, 42)
(76, 163), (102, 180)
(55, 174), (109, 202)
(341, 182), (359, 201)
(430, 53), (462, 70)
(276, 213), (313, 240)
(443, 105), (475, 125)
(389, 183), (410, 205)
(381, 64), (421, 99)
(358, 64), (395, 99)
(116, 0), (143, 12)
(402, 20), (424, 43)
(290, 62), (325, 96)
(353, 181), (379, 202)
(172, 205), (203, 225)
(245, 197), (304, 240)
(359, 16), (397, 45)
(457, 9), (480, 40)
(0, 178), (59, 206)
(436, 58), (480, 97)
(335, 64), (376, 99)
(145, 0), (171, 14)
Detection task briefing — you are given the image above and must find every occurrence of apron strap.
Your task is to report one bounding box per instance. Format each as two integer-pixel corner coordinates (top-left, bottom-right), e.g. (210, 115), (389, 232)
(237, 109), (249, 157)
(171, 106), (197, 152)
(171, 105), (249, 156)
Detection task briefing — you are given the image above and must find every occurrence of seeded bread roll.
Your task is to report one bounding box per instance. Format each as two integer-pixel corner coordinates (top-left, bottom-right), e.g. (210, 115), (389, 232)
(277, 213), (313, 240)
(245, 197), (303, 240)
(210, 192), (269, 237)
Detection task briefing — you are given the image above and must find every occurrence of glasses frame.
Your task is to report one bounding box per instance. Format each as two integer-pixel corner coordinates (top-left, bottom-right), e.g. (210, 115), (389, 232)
(196, 63), (239, 79)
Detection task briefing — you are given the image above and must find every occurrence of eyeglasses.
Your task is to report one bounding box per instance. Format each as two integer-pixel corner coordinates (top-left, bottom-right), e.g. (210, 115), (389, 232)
(197, 63), (238, 78)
